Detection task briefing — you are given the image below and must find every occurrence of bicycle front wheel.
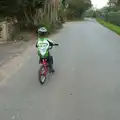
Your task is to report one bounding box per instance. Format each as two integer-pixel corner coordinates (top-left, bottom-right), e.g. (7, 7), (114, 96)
(38, 65), (46, 84)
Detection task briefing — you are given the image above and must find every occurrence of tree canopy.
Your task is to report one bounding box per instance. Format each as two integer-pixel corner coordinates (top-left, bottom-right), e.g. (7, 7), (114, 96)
(108, 0), (120, 7)
(0, 0), (92, 28)
(66, 0), (92, 19)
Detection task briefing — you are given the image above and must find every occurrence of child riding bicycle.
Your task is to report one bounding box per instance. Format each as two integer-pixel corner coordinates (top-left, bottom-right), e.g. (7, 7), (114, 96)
(36, 27), (59, 73)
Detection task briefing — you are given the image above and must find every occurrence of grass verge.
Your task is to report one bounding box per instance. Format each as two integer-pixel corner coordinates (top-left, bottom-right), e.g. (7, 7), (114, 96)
(96, 18), (120, 35)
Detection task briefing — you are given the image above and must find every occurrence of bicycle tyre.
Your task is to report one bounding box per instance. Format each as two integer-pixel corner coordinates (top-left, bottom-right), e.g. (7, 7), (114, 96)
(38, 65), (46, 84)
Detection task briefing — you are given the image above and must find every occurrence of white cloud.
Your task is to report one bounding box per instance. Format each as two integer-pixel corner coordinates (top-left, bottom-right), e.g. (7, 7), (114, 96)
(91, 0), (108, 8)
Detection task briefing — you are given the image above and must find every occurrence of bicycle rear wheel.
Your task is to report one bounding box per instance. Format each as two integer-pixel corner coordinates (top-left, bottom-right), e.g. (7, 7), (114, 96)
(38, 65), (46, 84)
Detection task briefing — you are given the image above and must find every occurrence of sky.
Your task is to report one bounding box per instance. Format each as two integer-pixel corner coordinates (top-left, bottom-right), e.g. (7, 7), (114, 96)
(91, 0), (108, 8)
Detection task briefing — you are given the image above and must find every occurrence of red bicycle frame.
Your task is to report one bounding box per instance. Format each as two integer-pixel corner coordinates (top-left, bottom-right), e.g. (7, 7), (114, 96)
(40, 59), (49, 76)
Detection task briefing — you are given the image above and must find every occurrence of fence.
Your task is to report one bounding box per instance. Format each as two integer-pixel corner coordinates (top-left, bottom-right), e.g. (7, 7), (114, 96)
(105, 11), (120, 26)
(0, 21), (18, 43)
(0, 21), (8, 43)
(97, 11), (120, 26)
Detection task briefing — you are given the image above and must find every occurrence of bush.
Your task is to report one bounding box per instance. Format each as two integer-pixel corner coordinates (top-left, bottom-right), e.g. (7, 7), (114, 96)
(0, 17), (5, 22)
(96, 18), (120, 35)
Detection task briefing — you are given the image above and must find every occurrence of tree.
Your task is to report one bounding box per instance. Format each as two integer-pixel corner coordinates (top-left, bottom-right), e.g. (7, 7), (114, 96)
(0, 0), (65, 29)
(66, 0), (92, 19)
(0, 0), (19, 16)
(84, 8), (95, 17)
(108, 0), (120, 10)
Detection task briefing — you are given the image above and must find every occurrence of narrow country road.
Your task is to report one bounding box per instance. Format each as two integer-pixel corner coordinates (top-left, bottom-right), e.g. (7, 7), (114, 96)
(1, 20), (120, 120)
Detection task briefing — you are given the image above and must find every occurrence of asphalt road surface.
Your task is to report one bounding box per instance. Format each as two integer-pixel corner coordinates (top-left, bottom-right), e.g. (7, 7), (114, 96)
(0, 20), (120, 120)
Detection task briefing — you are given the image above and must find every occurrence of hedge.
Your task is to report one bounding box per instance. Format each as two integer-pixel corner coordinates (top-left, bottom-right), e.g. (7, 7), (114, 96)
(103, 11), (120, 26)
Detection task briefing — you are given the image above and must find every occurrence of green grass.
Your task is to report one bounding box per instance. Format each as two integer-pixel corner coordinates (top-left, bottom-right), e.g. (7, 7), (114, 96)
(96, 18), (120, 35)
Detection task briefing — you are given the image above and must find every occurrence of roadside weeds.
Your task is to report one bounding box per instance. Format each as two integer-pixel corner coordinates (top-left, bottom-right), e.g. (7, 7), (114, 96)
(96, 18), (120, 35)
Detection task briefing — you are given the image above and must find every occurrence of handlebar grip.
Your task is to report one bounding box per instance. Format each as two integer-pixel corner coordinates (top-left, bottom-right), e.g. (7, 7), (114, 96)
(54, 44), (59, 46)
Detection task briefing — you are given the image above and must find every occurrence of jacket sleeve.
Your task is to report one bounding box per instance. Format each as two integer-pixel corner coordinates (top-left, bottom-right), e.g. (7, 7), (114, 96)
(36, 41), (38, 47)
(47, 39), (54, 46)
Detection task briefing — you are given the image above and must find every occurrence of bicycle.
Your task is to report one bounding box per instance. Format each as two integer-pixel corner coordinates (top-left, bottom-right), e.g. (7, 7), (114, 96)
(38, 44), (59, 84)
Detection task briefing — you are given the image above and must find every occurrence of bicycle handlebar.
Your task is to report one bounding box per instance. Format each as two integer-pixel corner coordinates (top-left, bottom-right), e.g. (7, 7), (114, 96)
(48, 44), (59, 50)
(36, 43), (59, 49)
